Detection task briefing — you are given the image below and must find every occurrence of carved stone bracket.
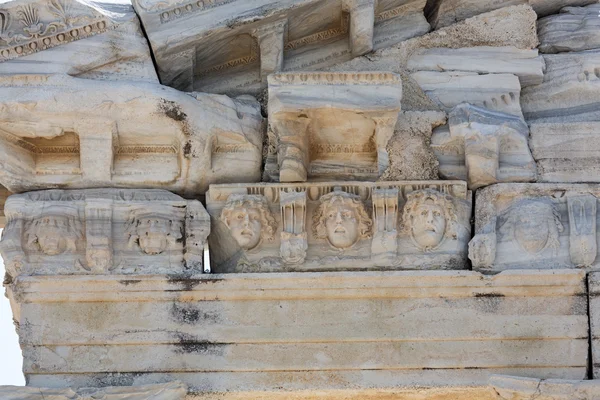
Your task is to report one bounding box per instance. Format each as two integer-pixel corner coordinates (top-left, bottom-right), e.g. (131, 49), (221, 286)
(252, 18), (287, 86)
(371, 187), (398, 258)
(280, 189), (307, 264)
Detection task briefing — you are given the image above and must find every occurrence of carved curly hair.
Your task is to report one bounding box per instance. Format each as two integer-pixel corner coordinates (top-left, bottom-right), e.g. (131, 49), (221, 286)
(220, 194), (277, 242)
(401, 189), (458, 239)
(312, 190), (372, 240)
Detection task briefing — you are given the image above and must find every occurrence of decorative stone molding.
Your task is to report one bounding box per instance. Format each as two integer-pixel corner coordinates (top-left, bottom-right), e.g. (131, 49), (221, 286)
(131, 0), (428, 94)
(0, 381), (188, 400)
(470, 183), (600, 273)
(266, 72), (402, 182)
(432, 104), (536, 190)
(206, 181), (471, 272)
(0, 74), (263, 196)
(0, 189), (210, 278)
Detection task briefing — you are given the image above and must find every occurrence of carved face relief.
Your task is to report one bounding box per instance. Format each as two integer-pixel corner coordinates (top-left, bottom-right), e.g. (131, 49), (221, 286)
(410, 203), (446, 250)
(126, 209), (183, 255)
(25, 211), (82, 256)
(220, 195), (277, 251)
(325, 203), (360, 249)
(136, 217), (171, 255)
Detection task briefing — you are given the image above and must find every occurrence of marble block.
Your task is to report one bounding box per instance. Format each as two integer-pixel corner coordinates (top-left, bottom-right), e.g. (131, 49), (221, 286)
(538, 4), (600, 54)
(0, 189), (210, 279)
(0, 74), (264, 195)
(0, 0), (157, 82)
(266, 72), (402, 182)
(588, 272), (600, 378)
(0, 382), (187, 400)
(522, 50), (600, 123)
(490, 376), (600, 400)
(432, 104), (536, 190)
(131, 0), (429, 95)
(470, 183), (600, 273)
(427, 0), (598, 29)
(9, 270), (587, 393)
(206, 181), (471, 272)
(407, 46), (546, 88)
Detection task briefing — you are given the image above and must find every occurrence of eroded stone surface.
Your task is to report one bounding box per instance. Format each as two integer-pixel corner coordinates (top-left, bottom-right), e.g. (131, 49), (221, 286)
(0, 74), (264, 195)
(0, 382), (187, 400)
(470, 183), (600, 272)
(0, 0), (157, 82)
(132, 0), (429, 95)
(588, 272), (600, 379)
(265, 72), (402, 182)
(432, 104), (536, 190)
(538, 4), (600, 54)
(490, 375), (600, 400)
(0, 189), (209, 278)
(427, 0), (598, 29)
(206, 181), (471, 272)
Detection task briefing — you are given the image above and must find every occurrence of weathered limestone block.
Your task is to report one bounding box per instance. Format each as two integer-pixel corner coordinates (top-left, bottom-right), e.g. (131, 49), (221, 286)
(432, 104), (536, 190)
(410, 71), (524, 117)
(9, 269), (587, 393)
(470, 183), (600, 273)
(0, 0), (157, 83)
(588, 272), (600, 378)
(0, 74), (264, 195)
(427, 0), (598, 29)
(132, 0), (428, 95)
(0, 185), (11, 228)
(0, 189), (210, 278)
(538, 4), (600, 54)
(0, 382), (187, 400)
(265, 72), (402, 182)
(407, 46), (546, 87)
(522, 50), (600, 123)
(206, 181), (471, 272)
(490, 375), (600, 400)
(530, 121), (600, 183)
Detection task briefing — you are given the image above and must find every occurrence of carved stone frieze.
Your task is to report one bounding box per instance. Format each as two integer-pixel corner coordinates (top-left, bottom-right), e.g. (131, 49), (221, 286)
(0, 74), (263, 195)
(131, 0), (428, 94)
(266, 72), (402, 182)
(0, 188), (210, 278)
(206, 181), (471, 272)
(470, 183), (600, 273)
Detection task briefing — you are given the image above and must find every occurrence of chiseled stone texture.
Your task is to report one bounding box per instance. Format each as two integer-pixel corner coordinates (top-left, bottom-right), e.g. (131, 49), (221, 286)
(432, 104), (536, 190)
(427, 0), (598, 30)
(490, 375), (600, 400)
(0, 0), (157, 83)
(538, 4), (600, 54)
(522, 50), (600, 123)
(8, 270), (588, 393)
(0, 382), (187, 400)
(132, 0), (429, 95)
(206, 181), (471, 272)
(470, 183), (600, 272)
(0, 74), (264, 196)
(265, 72), (402, 182)
(0, 189), (210, 278)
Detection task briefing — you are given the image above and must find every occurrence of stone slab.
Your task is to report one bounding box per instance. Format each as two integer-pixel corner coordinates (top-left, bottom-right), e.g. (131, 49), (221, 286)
(587, 272), (600, 378)
(0, 74), (263, 195)
(490, 375), (600, 400)
(0, 0), (157, 83)
(9, 269), (588, 393)
(538, 4), (600, 54)
(470, 183), (600, 272)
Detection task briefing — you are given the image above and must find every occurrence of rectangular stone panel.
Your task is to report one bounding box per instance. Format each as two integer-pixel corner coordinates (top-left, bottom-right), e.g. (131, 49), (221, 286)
(470, 183), (600, 272)
(206, 181), (471, 272)
(12, 269), (588, 394)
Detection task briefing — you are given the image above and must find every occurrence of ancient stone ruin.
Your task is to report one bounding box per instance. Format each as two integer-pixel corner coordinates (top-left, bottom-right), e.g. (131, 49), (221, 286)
(1, 0), (600, 399)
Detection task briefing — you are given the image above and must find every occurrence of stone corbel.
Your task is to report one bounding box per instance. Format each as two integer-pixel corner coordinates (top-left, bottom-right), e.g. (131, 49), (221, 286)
(342, 0), (375, 56)
(465, 131), (499, 190)
(373, 115), (397, 176)
(279, 189), (308, 264)
(184, 200), (211, 272)
(567, 194), (597, 267)
(252, 19), (288, 86)
(0, 197), (26, 279)
(273, 115), (312, 182)
(75, 119), (116, 183)
(371, 188), (398, 258)
(83, 198), (113, 273)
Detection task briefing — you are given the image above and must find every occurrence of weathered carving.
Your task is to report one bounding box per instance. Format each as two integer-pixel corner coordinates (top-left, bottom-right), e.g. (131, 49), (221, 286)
(266, 72), (402, 182)
(538, 3), (600, 54)
(207, 181), (471, 272)
(0, 74), (263, 195)
(470, 184), (600, 273)
(0, 189), (210, 278)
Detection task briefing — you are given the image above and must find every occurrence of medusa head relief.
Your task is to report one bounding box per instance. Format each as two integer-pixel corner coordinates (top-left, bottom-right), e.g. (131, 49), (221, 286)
(499, 199), (564, 255)
(402, 189), (458, 252)
(220, 194), (277, 251)
(126, 207), (184, 255)
(24, 205), (83, 256)
(313, 190), (373, 250)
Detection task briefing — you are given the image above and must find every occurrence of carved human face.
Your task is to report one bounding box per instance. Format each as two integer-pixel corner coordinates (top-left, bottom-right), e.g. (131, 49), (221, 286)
(411, 203), (446, 250)
(35, 216), (69, 255)
(514, 213), (548, 254)
(325, 203), (359, 249)
(137, 217), (170, 255)
(228, 206), (262, 250)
